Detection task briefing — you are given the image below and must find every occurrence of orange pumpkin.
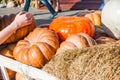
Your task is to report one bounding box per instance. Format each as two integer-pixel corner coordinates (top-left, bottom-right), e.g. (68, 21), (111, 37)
(0, 43), (16, 58)
(49, 16), (94, 41)
(0, 13), (36, 44)
(85, 12), (102, 26)
(94, 11), (102, 15)
(59, 33), (97, 50)
(0, 43), (16, 79)
(13, 28), (59, 68)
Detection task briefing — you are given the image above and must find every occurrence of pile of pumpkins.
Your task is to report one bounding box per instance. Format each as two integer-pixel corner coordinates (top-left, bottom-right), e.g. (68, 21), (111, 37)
(0, 0), (120, 79)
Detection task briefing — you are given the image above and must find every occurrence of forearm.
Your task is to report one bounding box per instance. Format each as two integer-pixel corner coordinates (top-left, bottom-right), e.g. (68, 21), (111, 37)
(0, 11), (33, 44)
(0, 22), (18, 44)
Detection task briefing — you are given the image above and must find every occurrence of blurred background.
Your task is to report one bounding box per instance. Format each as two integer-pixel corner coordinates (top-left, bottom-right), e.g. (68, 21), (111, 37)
(0, 0), (102, 10)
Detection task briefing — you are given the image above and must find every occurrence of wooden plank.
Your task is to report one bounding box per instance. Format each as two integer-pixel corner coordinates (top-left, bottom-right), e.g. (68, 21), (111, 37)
(0, 66), (10, 80)
(0, 55), (57, 80)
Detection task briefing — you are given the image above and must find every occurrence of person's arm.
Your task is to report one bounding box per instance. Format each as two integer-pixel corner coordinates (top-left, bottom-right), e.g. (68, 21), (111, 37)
(0, 11), (33, 44)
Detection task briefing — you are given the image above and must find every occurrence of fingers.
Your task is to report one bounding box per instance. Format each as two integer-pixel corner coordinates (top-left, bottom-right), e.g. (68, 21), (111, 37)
(26, 17), (33, 22)
(17, 11), (26, 15)
(25, 13), (33, 20)
(14, 11), (34, 27)
(18, 11), (33, 18)
(25, 19), (33, 25)
(22, 19), (33, 27)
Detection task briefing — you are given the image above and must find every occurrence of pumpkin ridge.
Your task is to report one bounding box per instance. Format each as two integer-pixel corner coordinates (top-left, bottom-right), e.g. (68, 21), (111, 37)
(59, 33), (97, 50)
(13, 28), (59, 68)
(40, 37), (59, 49)
(78, 34), (90, 47)
(78, 33), (97, 46)
(66, 34), (85, 48)
(28, 44), (48, 67)
(36, 42), (55, 60)
(59, 41), (77, 50)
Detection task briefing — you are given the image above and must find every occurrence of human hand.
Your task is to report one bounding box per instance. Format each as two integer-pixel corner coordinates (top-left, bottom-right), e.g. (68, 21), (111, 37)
(13, 11), (33, 29)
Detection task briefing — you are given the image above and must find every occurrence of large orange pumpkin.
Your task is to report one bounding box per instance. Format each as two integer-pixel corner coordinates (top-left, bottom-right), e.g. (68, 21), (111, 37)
(0, 13), (36, 44)
(85, 11), (102, 26)
(59, 33), (97, 50)
(49, 16), (94, 41)
(13, 28), (59, 68)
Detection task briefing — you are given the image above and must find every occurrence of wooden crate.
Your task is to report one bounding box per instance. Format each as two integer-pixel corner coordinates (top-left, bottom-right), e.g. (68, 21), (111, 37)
(0, 54), (57, 80)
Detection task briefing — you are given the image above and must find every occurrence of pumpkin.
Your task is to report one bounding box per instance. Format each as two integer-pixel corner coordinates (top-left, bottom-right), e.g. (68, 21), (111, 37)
(13, 28), (59, 68)
(85, 11), (102, 26)
(93, 26), (108, 39)
(93, 26), (116, 44)
(94, 10), (102, 16)
(0, 13), (36, 44)
(59, 33), (97, 50)
(101, 0), (120, 39)
(49, 16), (95, 41)
(0, 43), (16, 79)
(95, 36), (116, 44)
(0, 43), (16, 58)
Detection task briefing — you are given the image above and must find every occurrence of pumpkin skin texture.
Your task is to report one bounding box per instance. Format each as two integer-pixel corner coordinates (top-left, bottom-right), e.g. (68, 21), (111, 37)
(93, 26), (108, 39)
(49, 16), (95, 41)
(93, 27), (116, 44)
(94, 11), (102, 16)
(101, 0), (120, 39)
(13, 28), (59, 68)
(0, 43), (16, 58)
(85, 12), (102, 26)
(95, 36), (116, 44)
(0, 14), (36, 44)
(59, 33), (97, 50)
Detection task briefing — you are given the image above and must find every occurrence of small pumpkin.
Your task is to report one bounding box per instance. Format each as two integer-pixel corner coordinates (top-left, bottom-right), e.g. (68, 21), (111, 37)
(0, 13), (36, 44)
(85, 11), (102, 26)
(59, 33), (97, 50)
(0, 43), (16, 79)
(49, 16), (94, 41)
(13, 28), (59, 68)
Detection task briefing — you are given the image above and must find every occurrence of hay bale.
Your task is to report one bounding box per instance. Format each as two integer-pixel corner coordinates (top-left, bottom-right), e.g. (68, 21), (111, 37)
(42, 41), (120, 80)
